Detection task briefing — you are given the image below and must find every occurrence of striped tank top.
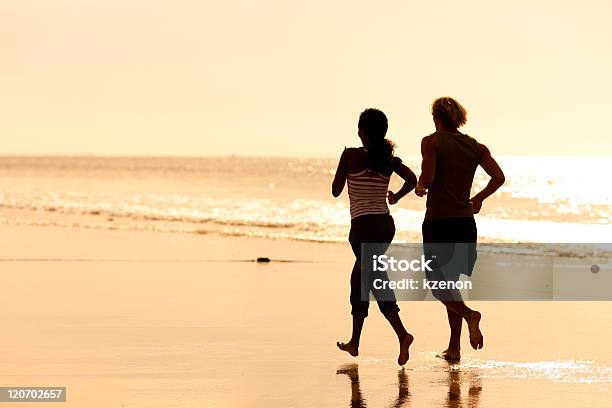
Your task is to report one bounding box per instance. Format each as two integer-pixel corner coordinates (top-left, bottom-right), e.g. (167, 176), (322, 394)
(347, 168), (391, 219)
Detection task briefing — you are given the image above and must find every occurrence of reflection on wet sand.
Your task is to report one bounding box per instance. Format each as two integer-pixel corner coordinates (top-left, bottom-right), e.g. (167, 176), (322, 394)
(392, 366), (410, 408)
(336, 364), (367, 408)
(445, 363), (482, 408)
(337, 363), (481, 408)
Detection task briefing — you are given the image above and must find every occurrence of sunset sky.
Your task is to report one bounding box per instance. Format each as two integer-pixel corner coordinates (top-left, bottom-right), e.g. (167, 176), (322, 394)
(1, 0), (611, 157)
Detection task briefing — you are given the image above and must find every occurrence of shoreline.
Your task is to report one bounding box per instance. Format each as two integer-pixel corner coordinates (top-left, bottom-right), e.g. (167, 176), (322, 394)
(1, 205), (611, 248)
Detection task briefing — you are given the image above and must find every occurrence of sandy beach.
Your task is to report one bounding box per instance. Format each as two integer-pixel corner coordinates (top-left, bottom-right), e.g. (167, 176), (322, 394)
(1, 224), (610, 407)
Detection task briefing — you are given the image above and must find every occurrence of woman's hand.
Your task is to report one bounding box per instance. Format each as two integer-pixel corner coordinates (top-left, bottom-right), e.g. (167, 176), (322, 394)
(415, 182), (427, 197)
(387, 190), (399, 205)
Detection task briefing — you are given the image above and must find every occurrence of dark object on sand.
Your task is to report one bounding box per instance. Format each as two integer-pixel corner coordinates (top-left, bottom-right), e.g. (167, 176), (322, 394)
(256, 257), (271, 263)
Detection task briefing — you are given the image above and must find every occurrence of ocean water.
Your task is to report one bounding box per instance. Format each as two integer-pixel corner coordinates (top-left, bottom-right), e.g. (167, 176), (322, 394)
(0, 156), (609, 244)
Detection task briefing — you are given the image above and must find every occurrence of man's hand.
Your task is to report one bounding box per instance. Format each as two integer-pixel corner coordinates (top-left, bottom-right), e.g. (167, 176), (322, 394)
(387, 190), (399, 205)
(415, 182), (427, 197)
(470, 197), (483, 214)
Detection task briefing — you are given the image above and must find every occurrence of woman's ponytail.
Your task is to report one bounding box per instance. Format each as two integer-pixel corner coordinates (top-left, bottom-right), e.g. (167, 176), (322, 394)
(366, 137), (395, 170)
(358, 108), (396, 171)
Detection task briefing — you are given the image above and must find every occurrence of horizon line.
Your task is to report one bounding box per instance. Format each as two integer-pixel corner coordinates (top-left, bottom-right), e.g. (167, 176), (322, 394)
(0, 153), (611, 160)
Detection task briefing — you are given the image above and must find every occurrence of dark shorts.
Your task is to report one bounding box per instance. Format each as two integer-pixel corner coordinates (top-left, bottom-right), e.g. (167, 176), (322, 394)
(348, 213), (400, 318)
(422, 217), (478, 281)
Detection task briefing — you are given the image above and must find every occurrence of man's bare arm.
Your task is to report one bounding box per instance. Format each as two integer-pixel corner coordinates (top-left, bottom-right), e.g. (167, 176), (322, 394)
(470, 145), (505, 213)
(415, 136), (436, 196)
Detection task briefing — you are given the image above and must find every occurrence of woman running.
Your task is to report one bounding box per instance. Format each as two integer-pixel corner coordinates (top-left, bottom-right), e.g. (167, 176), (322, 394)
(332, 108), (417, 365)
(415, 97), (505, 361)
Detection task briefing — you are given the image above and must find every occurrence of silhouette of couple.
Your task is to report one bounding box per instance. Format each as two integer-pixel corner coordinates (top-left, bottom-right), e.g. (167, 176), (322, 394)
(332, 97), (505, 365)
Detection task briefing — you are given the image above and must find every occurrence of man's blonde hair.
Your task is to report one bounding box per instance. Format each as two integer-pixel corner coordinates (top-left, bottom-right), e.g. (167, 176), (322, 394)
(431, 97), (467, 128)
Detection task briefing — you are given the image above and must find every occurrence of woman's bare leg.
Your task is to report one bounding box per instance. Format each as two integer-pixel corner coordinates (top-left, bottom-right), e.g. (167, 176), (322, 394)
(337, 316), (365, 357)
(385, 311), (414, 365)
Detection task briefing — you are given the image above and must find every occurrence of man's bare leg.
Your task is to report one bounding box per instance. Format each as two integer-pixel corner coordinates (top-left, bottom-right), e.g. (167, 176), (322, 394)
(437, 297), (483, 350)
(437, 306), (462, 361)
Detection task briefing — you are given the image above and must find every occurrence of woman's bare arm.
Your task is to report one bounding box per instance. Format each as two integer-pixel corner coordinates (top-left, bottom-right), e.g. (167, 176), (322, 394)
(388, 161), (417, 204)
(332, 148), (348, 197)
(470, 144), (505, 213)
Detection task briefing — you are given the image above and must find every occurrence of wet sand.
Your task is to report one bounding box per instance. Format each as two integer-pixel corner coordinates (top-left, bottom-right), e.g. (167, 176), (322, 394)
(0, 225), (611, 407)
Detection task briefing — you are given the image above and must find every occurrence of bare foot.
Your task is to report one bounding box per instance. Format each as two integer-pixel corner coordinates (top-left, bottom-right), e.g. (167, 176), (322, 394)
(467, 311), (484, 350)
(436, 348), (461, 362)
(337, 341), (359, 357)
(397, 333), (414, 366)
